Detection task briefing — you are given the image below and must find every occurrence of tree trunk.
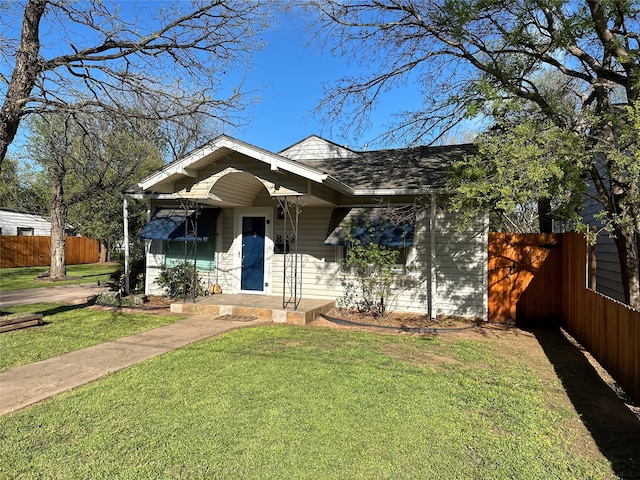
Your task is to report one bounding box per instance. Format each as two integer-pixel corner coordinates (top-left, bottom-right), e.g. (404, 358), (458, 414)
(99, 241), (109, 263)
(0, 0), (47, 170)
(537, 198), (553, 233)
(49, 166), (67, 279)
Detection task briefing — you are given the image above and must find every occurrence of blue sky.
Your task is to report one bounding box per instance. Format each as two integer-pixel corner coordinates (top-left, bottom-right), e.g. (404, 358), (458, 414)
(225, 19), (412, 153)
(4, 1), (466, 159)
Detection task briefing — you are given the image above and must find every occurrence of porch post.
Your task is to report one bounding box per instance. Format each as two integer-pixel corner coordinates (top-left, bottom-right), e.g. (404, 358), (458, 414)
(430, 194), (437, 320)
(123, 197), (130, 295)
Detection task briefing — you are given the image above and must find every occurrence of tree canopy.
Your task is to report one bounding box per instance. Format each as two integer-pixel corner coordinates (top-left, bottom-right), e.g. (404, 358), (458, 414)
(27, 110), (165, 277)
(307, 0), (639, 141)
(307, 0), (640, 307)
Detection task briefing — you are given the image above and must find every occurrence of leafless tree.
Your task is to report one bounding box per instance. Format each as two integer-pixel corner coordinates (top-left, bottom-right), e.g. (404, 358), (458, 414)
(0, 0), (270, 172)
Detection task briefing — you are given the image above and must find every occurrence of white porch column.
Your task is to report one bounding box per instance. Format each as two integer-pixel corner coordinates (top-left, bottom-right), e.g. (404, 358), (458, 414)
(430, 193), (437, 320)
(123, 197), (130, 295)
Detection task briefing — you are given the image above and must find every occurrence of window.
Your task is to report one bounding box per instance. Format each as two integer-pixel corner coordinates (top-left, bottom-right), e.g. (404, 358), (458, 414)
(339, 244), (415, 274)
(325, 207), (416, 248)
(17, 227), (34, 236)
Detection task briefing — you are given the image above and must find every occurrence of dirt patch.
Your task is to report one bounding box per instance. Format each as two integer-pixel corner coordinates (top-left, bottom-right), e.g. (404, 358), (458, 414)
(315, 307), (480, 334)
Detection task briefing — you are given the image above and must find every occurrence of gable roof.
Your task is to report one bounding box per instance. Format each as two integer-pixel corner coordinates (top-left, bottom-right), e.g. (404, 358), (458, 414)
(290, 143), (477, 194)
(126, 134), (475, 199)
(135, 134), (341, 192)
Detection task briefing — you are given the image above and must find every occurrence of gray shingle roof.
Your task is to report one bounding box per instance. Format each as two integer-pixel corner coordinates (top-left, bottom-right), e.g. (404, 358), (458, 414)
(295, 144), (477, 191)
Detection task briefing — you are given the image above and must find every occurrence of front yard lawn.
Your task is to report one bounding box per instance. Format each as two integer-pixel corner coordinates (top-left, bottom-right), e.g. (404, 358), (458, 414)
(0, 325), (619, 479)
(0, 302), (184, 372)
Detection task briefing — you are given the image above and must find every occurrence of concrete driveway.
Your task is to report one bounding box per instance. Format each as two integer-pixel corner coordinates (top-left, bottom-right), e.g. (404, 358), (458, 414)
(0, 283), (105, 308)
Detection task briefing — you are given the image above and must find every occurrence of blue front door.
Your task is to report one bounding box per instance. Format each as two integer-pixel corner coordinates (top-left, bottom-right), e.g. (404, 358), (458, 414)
(241, 216), (265, 291)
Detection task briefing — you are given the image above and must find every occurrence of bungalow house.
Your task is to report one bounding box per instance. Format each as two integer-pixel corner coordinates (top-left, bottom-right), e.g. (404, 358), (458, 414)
(123, 134), (488, 320)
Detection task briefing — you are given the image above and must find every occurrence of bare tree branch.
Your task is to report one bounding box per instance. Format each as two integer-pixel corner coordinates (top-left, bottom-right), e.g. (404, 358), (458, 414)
(304, 0), (640, 143)
(0, 0), (270, 170)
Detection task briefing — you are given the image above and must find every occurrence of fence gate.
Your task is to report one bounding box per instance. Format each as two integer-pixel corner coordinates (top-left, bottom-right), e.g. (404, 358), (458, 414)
(488, 233), (563, 326)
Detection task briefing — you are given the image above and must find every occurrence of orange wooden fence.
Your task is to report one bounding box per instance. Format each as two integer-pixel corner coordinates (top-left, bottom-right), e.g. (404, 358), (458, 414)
(0, 235), (99, 268)
(561, 232), (640, 404)
(488, 232), (562, 325)
(489, 232), (640, 403)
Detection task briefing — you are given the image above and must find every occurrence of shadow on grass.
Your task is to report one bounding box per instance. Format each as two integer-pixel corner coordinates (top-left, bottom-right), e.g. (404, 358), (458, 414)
(35, 299), (97, 317)
(530, 327), (640, 479)
(79, 273), (115, 280)
(0, 299), (96, 319)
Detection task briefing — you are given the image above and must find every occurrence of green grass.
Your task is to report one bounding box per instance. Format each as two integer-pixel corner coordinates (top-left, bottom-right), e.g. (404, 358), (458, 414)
(0, 302), (184, 372)
(0, 263), (118, 291)
(0, 326), (613, 479)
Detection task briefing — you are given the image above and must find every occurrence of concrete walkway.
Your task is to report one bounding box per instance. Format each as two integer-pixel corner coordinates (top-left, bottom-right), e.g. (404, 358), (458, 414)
(0, 315), (264, 416)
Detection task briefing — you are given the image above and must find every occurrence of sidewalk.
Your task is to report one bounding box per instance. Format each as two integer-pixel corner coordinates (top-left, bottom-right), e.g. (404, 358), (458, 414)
(0, 314), (264, 416)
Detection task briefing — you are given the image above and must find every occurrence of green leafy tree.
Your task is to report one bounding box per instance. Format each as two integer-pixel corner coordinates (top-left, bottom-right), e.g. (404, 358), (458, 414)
(66, 114), (166, 263)
(449, 119), (587, 232)
(308, 0), (640, 308)
(0, 155), (48, 213)
(0, 156), (22, 210)
(27, 111), (164, 279)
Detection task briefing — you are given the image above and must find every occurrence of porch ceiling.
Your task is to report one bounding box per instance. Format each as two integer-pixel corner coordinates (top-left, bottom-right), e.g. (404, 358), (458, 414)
(208, 171), (267, 207)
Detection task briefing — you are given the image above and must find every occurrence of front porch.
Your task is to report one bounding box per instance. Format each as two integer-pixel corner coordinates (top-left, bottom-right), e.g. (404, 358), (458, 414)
(169, 294), (336, 325)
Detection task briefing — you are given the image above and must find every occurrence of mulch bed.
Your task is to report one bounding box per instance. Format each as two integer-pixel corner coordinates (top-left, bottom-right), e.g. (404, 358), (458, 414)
(316, 307), (482, 334)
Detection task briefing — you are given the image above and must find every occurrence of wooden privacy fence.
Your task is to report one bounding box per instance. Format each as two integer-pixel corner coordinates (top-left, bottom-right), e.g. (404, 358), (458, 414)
(489, 231), (640, 403)
(488, 232), (562, 325)
(0, 235), (99, 268)
(561, 232), (640, 404)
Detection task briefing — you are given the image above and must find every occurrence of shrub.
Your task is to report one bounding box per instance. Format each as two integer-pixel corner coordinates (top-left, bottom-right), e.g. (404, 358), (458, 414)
(340, 215), (399, 317)
(155, 261), (204, 299)
(110, 256), (145, 294)
(95, 292), (135, 307)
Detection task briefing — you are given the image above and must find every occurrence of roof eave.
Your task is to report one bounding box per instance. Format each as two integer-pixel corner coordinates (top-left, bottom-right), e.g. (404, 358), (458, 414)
(324, 176), (354, 196)
(138, 134), (331, 191)
(351, 187), (447, 196)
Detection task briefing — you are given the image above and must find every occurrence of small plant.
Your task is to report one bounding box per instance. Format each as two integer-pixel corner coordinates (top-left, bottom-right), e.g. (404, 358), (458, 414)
(340, 213), (400, 317)
(95, 292), (135, 307)
(155, 261), (204, 299)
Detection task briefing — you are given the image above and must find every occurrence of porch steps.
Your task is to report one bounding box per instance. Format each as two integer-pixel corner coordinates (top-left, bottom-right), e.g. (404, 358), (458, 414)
(169, 294), (335, 325)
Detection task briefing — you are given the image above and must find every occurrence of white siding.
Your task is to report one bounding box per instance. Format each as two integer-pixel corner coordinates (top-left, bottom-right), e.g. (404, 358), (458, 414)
(267, 206), (487, 319)
(142, 202), (488, 319)
(433, 210), (488, 319)
(145, 239), (165, 296)
(0, 209), (51, 236)
(210, 208), (239, 293)
(270, 207), (342, 300)
(387, 209), (431, 313)
(280, 136), (357, 161)
(582, 163), (626, 303)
